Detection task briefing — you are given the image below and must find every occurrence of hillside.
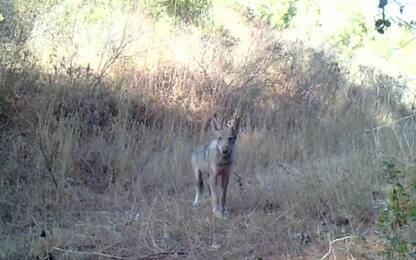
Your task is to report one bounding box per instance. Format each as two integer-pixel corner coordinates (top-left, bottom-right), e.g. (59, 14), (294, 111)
(1, 1), (415, 259)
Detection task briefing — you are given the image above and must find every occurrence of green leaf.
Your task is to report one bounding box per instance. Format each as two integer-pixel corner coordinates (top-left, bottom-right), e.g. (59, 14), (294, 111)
(375, 19), (384, 28)
(395, 183), (409, 199)
(411, 205), (416, 221)
(398, 240), (409, 255)
(377, 210), (390, 228)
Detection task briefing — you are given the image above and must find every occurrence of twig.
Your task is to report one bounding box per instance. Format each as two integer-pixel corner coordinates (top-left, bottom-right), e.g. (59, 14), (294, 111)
(393, 35), (416, 50)
(275, 161), (302, 177)
(52, 247), (126, 259)
(140, 250), (188, 259)
(365, 111), (416, 132)
(319, 235), (357, 260)
(94, 16), (133, 86)
(244, 242), (270, 258)
(232, 172), (243, 189)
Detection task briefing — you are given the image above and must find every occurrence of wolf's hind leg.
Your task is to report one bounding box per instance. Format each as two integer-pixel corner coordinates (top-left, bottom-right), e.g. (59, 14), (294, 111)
(192, 169), (203, 206)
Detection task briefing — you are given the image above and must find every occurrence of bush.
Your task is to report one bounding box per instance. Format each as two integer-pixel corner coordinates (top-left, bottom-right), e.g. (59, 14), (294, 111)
(378, 159), (416, 258)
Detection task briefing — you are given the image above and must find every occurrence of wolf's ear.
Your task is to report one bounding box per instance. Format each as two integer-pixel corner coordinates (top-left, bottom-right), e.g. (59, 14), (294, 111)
(211, 114), (221, 134)
(232, 117), (241, 136)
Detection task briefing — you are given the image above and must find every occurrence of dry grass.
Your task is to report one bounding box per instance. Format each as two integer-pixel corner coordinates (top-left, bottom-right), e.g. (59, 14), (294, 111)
(1, 6), (415, 259)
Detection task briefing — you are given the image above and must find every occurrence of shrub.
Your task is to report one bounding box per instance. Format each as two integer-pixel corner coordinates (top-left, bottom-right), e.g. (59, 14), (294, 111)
(378, 159), (416, 258)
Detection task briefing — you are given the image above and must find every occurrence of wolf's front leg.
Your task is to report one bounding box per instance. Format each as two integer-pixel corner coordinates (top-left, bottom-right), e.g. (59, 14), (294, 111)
(220, 173), (230, 214)
(209, 174), (223, 218)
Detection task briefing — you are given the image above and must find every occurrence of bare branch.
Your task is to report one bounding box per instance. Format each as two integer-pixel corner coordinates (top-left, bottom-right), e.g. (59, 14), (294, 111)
(365, 111), (416, 132)
(320, 235), (357, 260)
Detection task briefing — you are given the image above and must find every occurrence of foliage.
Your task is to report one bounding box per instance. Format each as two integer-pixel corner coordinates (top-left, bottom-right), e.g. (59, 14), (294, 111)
(330, 13), (369, 58)
(145, 0), (212, 24)
(375, 0), (391, 34)
(0, 0), (59, 43)
(378, 159), (416, 259)
(0, 0), (60, 70)
(256, 0), (298, 30)
(375, 0), (416, 33)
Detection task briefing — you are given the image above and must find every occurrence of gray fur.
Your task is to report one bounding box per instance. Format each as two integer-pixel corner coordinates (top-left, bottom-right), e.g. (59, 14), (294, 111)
(191, 114), (240, 218)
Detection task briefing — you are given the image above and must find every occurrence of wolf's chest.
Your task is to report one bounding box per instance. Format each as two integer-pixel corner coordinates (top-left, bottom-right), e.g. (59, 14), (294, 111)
(216, 153), (232, 166)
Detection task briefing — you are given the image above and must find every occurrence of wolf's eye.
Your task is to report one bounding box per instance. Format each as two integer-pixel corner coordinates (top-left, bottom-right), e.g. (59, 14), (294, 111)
(228, 137), (235, 142)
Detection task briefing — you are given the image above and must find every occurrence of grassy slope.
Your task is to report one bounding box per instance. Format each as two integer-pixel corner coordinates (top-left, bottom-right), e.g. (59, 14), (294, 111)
(0, 3), (415, 259)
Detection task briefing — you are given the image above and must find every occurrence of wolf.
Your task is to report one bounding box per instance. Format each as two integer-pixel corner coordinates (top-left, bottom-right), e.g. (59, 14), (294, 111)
(191, 114), (241, 218)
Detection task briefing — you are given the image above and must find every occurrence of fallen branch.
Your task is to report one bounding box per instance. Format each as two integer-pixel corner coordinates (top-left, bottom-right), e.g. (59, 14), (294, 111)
(365, 111), (416, 132)
(53, 247), (188, 260)
(319, 235), (357, 260)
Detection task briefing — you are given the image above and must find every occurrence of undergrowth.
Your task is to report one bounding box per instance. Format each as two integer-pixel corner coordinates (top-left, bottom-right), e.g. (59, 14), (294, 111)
(378, 159), (416, 259)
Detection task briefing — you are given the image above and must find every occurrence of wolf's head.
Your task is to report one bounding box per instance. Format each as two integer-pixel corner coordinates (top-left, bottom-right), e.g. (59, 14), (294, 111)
(211, 114), (240, 156)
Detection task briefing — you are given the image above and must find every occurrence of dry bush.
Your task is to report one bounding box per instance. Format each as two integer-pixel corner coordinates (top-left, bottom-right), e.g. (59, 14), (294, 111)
(1, 7), (414, 259)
